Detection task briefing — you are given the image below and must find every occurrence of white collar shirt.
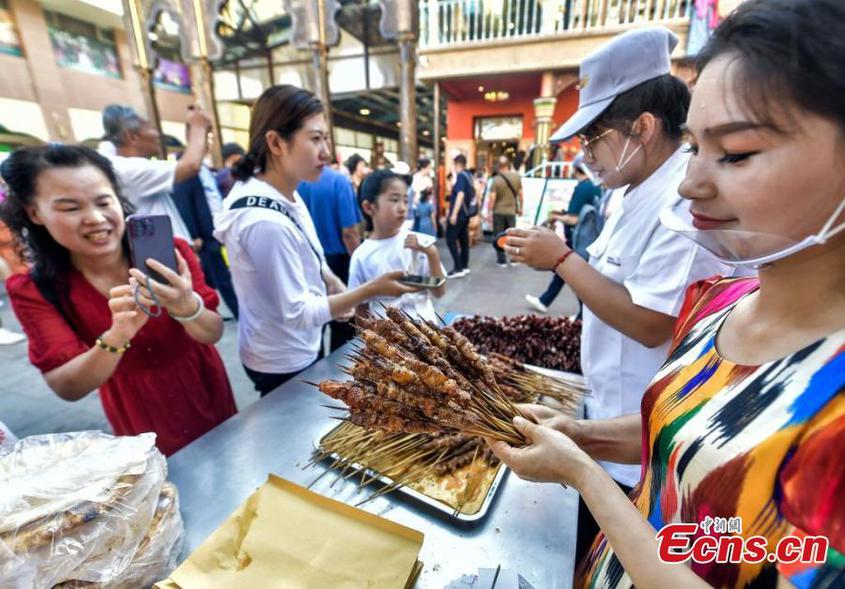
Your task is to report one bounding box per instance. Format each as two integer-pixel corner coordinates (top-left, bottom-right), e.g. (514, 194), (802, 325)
(98, 147), (191, 241)
(581, 148), (733, 486)
(214, 177), (330, 374)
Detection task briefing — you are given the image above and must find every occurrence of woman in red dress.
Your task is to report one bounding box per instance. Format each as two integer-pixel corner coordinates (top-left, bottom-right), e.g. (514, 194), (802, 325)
(0, 145), (236, 456)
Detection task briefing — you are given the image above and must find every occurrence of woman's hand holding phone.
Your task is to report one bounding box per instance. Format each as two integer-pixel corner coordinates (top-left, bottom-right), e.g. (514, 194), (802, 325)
(129, 249), (199, 318)
(105, 284), (150, 344)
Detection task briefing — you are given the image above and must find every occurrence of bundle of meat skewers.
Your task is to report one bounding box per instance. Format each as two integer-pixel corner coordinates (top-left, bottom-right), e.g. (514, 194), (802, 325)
(488, 353), (587, 416)
(314, 307), (527, 445)
(310, 308), (589, 510)
(310, 422), (500, 513)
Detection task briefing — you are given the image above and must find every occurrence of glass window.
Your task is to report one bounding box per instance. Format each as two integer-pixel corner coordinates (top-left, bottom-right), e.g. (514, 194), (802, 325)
(44, 10), (121, 78)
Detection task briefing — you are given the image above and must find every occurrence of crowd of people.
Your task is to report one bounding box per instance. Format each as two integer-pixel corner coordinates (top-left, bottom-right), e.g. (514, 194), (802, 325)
(0, 0), (842, 586)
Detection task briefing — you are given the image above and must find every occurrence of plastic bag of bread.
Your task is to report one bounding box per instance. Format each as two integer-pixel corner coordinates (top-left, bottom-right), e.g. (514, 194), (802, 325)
(53, 482), (184, 589)
(0, 431), (167, 588)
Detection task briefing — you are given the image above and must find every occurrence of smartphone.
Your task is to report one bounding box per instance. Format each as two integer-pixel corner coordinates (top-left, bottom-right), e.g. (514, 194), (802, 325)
(400, 274), (446, 289)
(126, 214), (178, 284)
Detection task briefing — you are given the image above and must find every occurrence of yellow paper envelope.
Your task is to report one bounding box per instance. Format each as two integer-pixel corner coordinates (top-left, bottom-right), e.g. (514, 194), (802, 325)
(156, 475), (424, 588)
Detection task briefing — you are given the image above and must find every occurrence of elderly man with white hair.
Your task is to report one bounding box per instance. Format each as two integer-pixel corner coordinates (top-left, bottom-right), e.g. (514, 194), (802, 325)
(98, 104), (211, 240)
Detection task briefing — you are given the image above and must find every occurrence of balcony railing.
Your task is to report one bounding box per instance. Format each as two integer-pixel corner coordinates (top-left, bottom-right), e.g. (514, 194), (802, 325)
(419, 0), (692, 48)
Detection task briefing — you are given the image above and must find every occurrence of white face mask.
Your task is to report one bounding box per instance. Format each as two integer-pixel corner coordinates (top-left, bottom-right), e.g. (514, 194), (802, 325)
(660, 197), (845, 268)
(615, 135), (643, 172)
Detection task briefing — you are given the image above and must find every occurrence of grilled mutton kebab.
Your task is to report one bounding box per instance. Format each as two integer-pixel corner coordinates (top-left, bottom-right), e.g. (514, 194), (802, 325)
(315, 308), (526, 445)
(311, 309), (592, 503)
(487, 353), (586, 416)
(312, 421), (500, 507)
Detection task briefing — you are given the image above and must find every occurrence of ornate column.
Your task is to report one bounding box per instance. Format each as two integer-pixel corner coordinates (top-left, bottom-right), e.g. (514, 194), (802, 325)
(380, 0), (418, 164)
(533, 97), (557, 157)
(122, 0), (166, 157)
(433, 80), (442, 213)
(186, 0), (226, 167)
(532, 72), (558, 166)
(286, 0), (341, 152)
(398, 31), (418, 165)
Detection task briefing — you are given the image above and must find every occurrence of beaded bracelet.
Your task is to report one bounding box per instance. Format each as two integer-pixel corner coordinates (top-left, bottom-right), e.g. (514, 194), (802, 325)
(554, 250), (576, 272)
(95, 334), (131, 355)
(170, 292), (205, 323)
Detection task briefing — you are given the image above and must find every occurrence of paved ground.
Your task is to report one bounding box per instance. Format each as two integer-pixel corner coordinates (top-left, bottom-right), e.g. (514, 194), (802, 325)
(0, 238), (578, 439)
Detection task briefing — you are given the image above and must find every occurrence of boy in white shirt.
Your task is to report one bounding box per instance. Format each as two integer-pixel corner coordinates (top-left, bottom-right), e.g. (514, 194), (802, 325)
(349, 170), (446, 322)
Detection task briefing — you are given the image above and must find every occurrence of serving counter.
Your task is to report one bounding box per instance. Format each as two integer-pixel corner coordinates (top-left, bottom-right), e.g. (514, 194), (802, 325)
(167, 345), (579, 588)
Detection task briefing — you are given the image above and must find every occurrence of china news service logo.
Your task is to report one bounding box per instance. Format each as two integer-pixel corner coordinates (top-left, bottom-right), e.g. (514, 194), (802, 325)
(656, 517), (829, 565)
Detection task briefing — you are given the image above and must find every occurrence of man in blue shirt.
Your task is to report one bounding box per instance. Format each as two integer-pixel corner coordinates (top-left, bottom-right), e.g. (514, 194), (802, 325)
(446, 154), (475, 277)
(298, 166), (363, 350)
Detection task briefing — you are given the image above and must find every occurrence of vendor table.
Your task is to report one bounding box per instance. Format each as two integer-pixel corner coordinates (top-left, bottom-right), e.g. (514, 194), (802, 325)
(167, 346), (580, 588)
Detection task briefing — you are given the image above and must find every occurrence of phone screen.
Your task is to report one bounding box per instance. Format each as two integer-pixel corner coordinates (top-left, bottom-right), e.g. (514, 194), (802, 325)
(400, 274), (445, 289)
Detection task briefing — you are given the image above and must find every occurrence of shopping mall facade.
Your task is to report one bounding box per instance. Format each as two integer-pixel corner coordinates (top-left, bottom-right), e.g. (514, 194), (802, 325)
(0, 0), (735, 175)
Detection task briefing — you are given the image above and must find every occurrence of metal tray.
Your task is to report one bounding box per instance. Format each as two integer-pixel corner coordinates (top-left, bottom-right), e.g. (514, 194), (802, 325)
(313, 424), (508, 524)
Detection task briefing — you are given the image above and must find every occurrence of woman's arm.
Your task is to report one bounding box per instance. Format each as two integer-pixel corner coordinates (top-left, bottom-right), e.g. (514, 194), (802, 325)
(578, 460), (710, 588)
(44, 342), (125, 401)
(44, 285), (150, 400)
(489, 418), (710, 589)
(327, 273), (419, 318)
(523, 404), (643, 465)
(172, 306), (222, 344)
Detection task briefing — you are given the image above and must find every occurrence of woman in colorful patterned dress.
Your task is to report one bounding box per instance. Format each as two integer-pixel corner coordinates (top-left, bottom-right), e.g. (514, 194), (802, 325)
(487, 1), (845, 587)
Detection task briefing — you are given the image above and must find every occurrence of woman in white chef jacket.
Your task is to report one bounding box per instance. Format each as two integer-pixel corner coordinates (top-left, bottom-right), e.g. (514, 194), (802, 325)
(504, 26), (732, 561)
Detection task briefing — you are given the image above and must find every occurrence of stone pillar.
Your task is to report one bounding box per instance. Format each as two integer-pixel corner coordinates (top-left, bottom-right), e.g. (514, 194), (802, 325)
(433, 80), (441, 211)
(122, 0), (166, 157)
(534, 97), (557, 148)
(311, 42), (335, 152)
(313, 0), (336, 152)
(190, 58), (223, 167)
(398, 32), (418, 165)
(531, 71), (558, 167)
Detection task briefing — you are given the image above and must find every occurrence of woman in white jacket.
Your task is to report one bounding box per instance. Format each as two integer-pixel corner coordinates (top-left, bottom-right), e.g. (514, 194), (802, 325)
(214, 85), (418, 396)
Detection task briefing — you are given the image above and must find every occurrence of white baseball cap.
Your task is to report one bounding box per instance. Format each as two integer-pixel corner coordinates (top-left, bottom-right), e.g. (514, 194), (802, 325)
(551, 26), (679, 142)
